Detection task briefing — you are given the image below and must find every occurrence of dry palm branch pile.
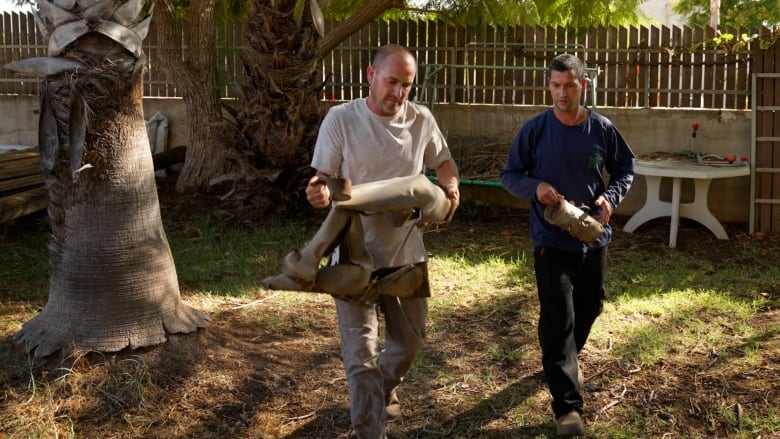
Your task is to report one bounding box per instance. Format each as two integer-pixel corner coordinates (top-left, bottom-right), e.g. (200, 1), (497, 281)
(448, 139), (510, 181)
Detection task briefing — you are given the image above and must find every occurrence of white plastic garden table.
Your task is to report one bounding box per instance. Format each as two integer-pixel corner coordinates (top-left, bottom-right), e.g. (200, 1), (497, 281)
(623, 158), (750, 248)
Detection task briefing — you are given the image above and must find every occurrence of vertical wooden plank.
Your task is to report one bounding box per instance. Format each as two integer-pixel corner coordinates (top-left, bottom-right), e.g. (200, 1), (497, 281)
(591, 27), (605, 107)
(471, 28), (482, 104)
(519, 25), (532, 105)
(507, 25), (521, 105)
(619, 25), (629, 107)
(480, 28), (493, 105)
(531, 25), (544, 101)
(451, 24), (467, 104)
(737, 27), (753, 110)
(626, 26), (639, 107)
(637, 25), (650, 108)
(647, 25), (660, 107)
(759, 71), (773, 231)
(13, 12), (25, 94)
(497, 26), (505, 104)
(436, 21), (447, 104)
(727, 25), (743, 109)
(601, 27), (614, 107)
(615, 26), (629, 107)
(702, 26), (716, 108)
(321, 21), (336, 101)
(712, 25), (727, 109)
(658, 25), (671, 107)
(555, 26), (566, 57)
(491, 26), (503, 105)
(142, 13), (154, 97)
(568, 27), (584, 105)
(668, 26), (681, 107)
(679, 26), (693, 107)
(691, 26), (705, 107)
(627, 25), (637, 106)
(506, 26), (515, 105)
(153, 16), (165, 97)
(16, 12), (34, 96)
(29, 10), (41, 94)
(481, 27), (495, 105)
(334, 19), (346, 101)
(583, 27), (598, 107)
(435, 20), (449, 103)
(339, 21), (354, 100)
(420, 19), (439, 106)
(415, 20), (438, 104)
(684, 25), (697, 108)
(1, 14), (13, 95)
(722, 25), (737, 109)
(407, 18), (418, 55)
(353, 20), (371, 100)
(530, 26), (544, 106)
(533, 25), (545, 104)
(595, 26), (606, 106)
(396, 17), (408, 48)
(465, 29), (477, 104)
(771, 40), (780, 232)
(406, 18), (419, 102)
(501, 26), (510, 105)
(23, 11), (38, 95)
(6, 13), (20, 94)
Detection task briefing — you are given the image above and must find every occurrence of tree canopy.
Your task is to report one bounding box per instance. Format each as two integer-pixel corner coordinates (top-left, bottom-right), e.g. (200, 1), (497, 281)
(323, 0), (646, 27)
(673, 0), (780, 29)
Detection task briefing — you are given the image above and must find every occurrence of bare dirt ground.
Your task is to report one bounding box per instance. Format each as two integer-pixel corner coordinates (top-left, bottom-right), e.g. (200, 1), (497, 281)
(1, 180), (779, 438)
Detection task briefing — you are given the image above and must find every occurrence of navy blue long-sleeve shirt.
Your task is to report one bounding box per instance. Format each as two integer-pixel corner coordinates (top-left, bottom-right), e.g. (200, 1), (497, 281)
(500, 108), (635, 252)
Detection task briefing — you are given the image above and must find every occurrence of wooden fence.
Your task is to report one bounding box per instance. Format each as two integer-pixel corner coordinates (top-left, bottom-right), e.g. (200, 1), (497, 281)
(0, 13), (761, 110)
(750, 35), (780, 233)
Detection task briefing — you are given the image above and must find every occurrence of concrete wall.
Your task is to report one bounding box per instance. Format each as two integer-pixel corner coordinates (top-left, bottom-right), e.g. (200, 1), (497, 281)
(0, 95), (752, 222)
(0, 96), (193, 149)
(432, 104), (752, 223)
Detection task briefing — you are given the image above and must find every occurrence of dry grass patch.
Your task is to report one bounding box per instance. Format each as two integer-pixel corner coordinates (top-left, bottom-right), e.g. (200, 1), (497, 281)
(2, 191), (779, 438)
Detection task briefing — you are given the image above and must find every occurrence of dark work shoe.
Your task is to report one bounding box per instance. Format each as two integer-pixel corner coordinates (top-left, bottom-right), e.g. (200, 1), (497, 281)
(556, 411), (585, 437)
(385, 390), (401, 419)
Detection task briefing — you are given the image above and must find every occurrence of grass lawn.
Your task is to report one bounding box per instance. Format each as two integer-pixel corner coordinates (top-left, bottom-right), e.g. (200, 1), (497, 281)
(1, 187), (778, 438)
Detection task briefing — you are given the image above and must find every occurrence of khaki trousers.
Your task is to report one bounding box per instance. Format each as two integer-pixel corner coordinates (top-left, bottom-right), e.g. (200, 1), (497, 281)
(336, 294), (427, 439)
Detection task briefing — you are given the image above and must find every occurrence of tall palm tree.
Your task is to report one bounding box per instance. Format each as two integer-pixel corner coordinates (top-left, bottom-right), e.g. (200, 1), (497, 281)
(225, 0), (401, 213)
(5, 0), (210, 358)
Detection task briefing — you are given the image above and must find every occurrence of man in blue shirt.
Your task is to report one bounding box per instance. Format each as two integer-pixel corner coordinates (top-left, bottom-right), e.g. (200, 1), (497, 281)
(500, 54), (635, 437)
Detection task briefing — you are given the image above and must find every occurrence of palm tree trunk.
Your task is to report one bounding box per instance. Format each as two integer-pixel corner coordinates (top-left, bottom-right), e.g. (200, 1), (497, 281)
(12, 2), (210, 358)
(226, 0), (404, 213)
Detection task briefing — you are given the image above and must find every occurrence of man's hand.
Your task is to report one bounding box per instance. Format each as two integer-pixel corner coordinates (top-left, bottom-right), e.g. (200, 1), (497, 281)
(444, 182), (459, 204)
(594, 196), (613, 224)
(536, 182), (564, 206)
(435, 159), (460, 205)
(306, 174), (331, 209)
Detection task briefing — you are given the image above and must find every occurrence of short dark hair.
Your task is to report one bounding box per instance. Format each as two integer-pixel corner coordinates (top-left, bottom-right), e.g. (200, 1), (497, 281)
(372, 44), (416, 69)
(547, 54), (586, 80)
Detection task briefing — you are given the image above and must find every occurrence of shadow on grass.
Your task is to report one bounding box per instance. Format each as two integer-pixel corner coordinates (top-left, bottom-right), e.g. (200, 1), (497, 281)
(2, 199), (779, 437)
